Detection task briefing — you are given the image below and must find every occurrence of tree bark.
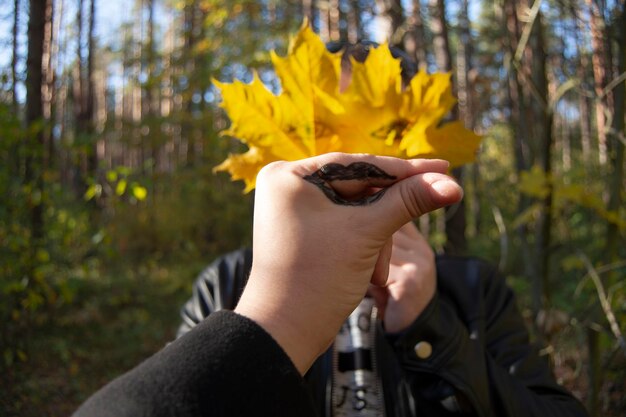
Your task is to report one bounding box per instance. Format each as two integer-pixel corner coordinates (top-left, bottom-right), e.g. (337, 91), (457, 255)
(504, 0), (533, 283)
(303, 0), (321, 33)
(74, 0), (83, 127)
(457, 0), (480, 239)
(404, 0), (427, 70)
(26, 0), (50, 243)
(429, 0), (453, 81)
(428, 0), (465, 254)
(587, 0), (613, 165)
(11, 0), (21, 180)
(375, 0), (404, 45)
(328, 0), (340, 41)
(605, 1), (625, 265)
(12, 0), (20, 112)
(182, 0), (196, 165)
(319, 0), (330, 41)
(346, 0), (363, 43)
(530, 11), (554, 319)
(86, 0), (96, 176)
(570, 3), (593, 165)
(302, 0), (312, 22)
(456, 0), (473, 130)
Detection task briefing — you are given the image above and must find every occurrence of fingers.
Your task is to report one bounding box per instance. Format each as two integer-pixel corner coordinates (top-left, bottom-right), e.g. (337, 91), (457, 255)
(294, 153), (451, 181)
(392, 225), (417, 249)
(367, 285), (388, 320)
(392, 223), (431, 257)
(371, 238), (393, 287)
(371, 172), (463, 235)
(294, 154), (453, 208)
(292, 153), (462, 232)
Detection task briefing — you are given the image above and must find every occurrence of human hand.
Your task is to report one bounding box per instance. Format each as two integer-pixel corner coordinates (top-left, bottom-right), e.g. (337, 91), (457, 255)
(369, 222), (436, 334)
(234, 153), (462, 374)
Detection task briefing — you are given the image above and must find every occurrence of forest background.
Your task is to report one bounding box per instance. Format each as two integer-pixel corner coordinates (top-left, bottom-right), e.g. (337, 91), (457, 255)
(0, 0), (624, 415)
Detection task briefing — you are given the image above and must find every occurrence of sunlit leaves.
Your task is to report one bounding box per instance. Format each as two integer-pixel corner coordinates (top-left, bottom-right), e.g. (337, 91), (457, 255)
(84, 184), (102, 201)
(84, 168), (148, 203)
(132, 185), (148, 201)
(214, 23), (481, 191)
(517, 165), (626, 231)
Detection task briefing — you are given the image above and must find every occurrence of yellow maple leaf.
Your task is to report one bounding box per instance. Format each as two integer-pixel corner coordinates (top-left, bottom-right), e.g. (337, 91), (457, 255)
(214, 21), (481, 191)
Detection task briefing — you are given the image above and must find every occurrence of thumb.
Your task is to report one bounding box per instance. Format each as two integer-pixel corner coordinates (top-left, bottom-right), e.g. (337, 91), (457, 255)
(374, 172), (463, 234)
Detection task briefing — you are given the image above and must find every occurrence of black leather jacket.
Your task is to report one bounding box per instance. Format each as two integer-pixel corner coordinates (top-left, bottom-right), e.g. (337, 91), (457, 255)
(177, 248), (588, 417)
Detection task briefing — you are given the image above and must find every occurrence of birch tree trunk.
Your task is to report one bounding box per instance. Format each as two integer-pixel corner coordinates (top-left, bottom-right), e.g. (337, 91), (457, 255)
(375, 0), (404, 45)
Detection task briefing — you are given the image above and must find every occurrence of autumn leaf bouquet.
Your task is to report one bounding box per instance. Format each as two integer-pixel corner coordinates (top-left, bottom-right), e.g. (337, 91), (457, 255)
(213, 23), (481, 192)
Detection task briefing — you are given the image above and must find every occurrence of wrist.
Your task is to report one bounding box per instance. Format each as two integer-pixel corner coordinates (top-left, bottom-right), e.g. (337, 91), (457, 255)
(234, 278), (330, 375)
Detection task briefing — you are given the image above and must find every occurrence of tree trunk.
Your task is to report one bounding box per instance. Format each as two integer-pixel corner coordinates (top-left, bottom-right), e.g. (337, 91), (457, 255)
(26, 0), (50, 243)
(319, 0), (330, 41)
(182, 0), (196, 165)
(530, 11), (554, 319)
(429, 0), (453, 81)
(73, 0), (84, 184)
(404, 0), (427, 70)
(302, 0), (312, 22)
(86, 0), (96, 176)
(456, 0), (474, 131)
(375, 0), (404, 45)
(42, 0), (54, 172)
(570, 3), (593, 165)
(74, 0), (83, 122)
(428, 0), (466, 254)
(587, 0), (613, 165)
(144, 0), (156, 179)
(346, 0), (362, 43)
(303, 0), (321, 33)
(457, 0), (480, 239)
(328, 0), (340, 41)
(605, 1), (625, 266)
(12, 0), (20, 112)
(11, 0), (21, 179)
(504, 0), (533, 282)
(48, 0), (63, 170)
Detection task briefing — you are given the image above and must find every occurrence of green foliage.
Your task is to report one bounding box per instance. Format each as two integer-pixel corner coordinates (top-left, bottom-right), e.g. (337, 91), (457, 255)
(106, 165), (253, 262)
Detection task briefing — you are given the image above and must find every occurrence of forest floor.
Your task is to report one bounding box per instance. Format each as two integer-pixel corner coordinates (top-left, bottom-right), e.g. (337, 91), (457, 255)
(0, 261), (200, 417)
(0, 261), (623, 416)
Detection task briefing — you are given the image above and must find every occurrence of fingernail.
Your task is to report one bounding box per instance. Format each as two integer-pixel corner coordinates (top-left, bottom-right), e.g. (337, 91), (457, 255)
(432, 179), (463, 199)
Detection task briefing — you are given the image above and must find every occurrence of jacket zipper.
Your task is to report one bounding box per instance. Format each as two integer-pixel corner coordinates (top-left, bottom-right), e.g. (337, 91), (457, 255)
(330, 300), (386, 417)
